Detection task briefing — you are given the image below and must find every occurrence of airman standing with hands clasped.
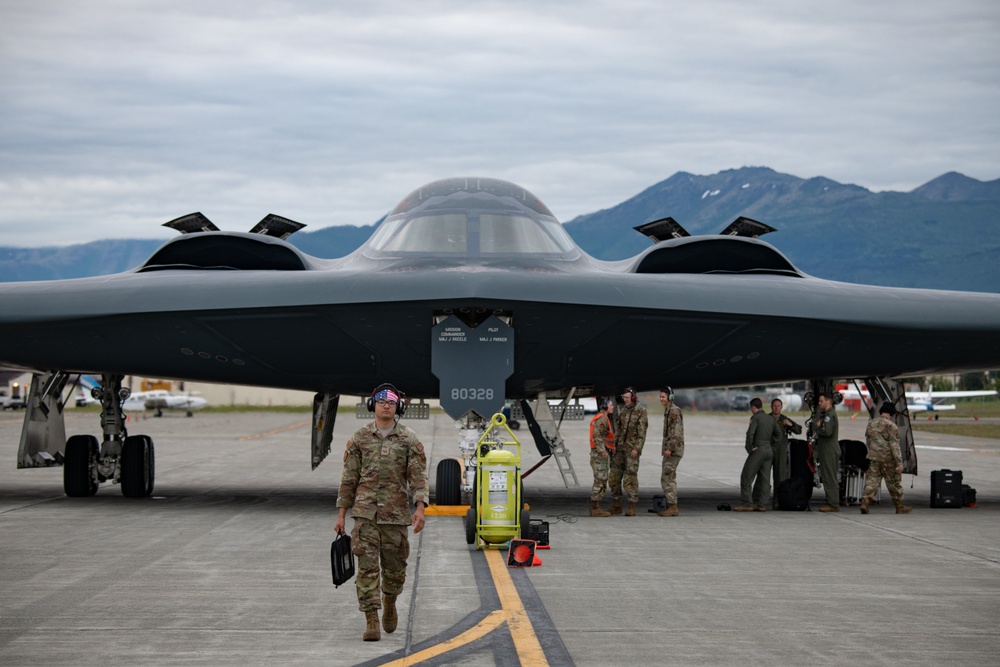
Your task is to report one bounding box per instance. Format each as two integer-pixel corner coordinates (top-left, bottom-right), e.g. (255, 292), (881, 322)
(609, 386), (648, 517)
(657, 387), (684, 517)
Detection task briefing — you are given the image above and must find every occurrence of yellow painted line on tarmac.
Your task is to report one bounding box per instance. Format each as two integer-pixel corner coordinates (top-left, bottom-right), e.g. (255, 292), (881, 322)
(424, 504), (470, 516)
(485, 548), (549, 666)
(238, 420), (310, 441)
(379, 546), (549, 666)
(380, 610), (505, 667)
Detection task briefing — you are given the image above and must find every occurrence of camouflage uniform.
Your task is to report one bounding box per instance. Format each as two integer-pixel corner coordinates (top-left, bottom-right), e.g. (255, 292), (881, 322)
(610, 400), (648, 504)
(589, 412), (614, 502)
(740, 410), (778, 506)
(660, 403), (684, 504)
(337, 421), (429, 612)
(863, 414), (905, 504)
(814, 409), (841, 507)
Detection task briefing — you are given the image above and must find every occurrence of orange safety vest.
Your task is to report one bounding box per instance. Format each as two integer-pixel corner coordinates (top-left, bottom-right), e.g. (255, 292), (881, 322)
(589, 413), (615, 452)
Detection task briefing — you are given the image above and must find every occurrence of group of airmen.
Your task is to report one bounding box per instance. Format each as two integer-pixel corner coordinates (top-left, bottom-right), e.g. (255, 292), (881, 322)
(588, 386), (683, 518)
(588, 388), (912, 517)
(335, 382), (914, 642)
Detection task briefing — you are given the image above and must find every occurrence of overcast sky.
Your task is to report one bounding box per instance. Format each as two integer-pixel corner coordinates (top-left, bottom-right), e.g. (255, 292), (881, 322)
(1, 0), (998, 247)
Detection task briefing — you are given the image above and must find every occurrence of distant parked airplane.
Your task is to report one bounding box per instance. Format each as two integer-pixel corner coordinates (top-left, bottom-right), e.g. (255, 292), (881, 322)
(74, 376), (207, 416)
(838, 383), (996, 413)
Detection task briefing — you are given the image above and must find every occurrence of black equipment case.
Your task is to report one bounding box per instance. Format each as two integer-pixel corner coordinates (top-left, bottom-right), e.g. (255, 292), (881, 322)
(930, 469), (963, 508)
(330, 532), (355, 587)
(776, 476), (812, 511)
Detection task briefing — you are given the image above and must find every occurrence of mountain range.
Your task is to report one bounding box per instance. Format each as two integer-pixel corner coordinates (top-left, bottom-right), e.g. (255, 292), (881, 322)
(2, 166), (998, 292)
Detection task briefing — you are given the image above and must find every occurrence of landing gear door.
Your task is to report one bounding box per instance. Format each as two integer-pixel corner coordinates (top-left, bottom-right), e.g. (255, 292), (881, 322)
(17, 372), (68, 469)
(311, 392), (339, 470)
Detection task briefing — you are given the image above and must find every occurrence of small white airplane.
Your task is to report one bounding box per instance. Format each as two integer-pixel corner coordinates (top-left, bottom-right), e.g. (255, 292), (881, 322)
(123, 390), (208, 417)
(838, 383), (997, 413)
(73, 376), (207, 416)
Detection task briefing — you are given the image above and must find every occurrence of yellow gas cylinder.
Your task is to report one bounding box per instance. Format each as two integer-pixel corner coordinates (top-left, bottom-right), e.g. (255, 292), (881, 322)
(478, 448), (518, 543)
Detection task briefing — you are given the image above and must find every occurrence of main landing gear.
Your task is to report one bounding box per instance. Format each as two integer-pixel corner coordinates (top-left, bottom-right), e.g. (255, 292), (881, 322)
(62, 374), (155, 498)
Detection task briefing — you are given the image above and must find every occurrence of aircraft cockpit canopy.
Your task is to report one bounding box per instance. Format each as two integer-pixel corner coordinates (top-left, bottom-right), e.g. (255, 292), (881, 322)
(365, 178), (579, 259)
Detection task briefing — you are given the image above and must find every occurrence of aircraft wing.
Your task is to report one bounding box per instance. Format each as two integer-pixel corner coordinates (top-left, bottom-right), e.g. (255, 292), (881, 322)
(2, 177), (1000, 413)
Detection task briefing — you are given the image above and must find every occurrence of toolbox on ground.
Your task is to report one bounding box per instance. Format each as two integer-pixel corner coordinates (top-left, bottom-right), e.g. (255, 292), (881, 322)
(930, 469), (963, 508)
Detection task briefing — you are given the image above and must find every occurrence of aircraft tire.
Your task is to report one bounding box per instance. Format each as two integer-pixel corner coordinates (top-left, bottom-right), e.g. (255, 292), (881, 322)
(121, 435), (155, 498)
(435, 458), (462, 505)
(465, 507), (476, 545)
(471, 472), (478, 512)
(64, 435), (99, 497)
(519, 508), (530, 540)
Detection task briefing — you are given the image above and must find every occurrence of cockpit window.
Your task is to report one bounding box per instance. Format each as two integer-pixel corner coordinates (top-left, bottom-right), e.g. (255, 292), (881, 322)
(479, 214), (575, 254)
(364, 178), (580, 259)
(367, 210), (578, 257)
(374, 214), (467, 253)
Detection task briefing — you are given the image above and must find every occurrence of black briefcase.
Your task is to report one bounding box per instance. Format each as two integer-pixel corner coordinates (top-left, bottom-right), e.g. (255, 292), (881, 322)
(331, 532), (355, 588)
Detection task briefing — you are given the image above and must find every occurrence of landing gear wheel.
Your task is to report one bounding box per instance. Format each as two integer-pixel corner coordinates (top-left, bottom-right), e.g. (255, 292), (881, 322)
(121, 435), (155, 498)
(435, 458), (462, 505)
(465, 507), (477, 545)
(520, 509), (531, 540)
(64, 435), (99, 497)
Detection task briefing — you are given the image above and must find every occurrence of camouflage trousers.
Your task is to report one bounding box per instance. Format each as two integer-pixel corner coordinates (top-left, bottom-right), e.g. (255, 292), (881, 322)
(590, 449), (610, 502)
(863, 459), (904, 503)
(660, 455), (681, 504)
(608, 448), (641, 503)
(351, 518), (410, 612)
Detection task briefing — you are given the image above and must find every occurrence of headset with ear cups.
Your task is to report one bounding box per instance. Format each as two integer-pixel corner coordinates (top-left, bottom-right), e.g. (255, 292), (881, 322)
(661, 386), (674, 402)
(621, 386), (637, 405)
(366, 383), (407, 415)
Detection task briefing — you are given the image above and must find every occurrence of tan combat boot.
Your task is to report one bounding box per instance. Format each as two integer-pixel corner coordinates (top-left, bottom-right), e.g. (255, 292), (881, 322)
(382, 594), (398, 634)
(625, 501), (637, 516)
(363, 610), (381, 641)
(657, 503), (678, 517)
(609, 498), (622, 515)
(894, 499), (912, 514)
(859, 496), (871, 514)
(590, 500), (611, 517)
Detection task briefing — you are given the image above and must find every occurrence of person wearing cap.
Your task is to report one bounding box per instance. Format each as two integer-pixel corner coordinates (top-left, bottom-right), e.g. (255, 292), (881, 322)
(861, 402), (912, 514)
(734, 397), (780, 511)
(334, 384), (429, 641)
(588, 397), (615, 517)
(609, 386), (648, 516)
(657, 387), (684, 517)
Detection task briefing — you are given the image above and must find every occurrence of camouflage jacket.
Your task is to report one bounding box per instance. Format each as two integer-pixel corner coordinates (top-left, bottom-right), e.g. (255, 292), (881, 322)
(615, 401), (649, 456)
(336, 420), (430, 525)
(865, 414), (901, 464)
(746, 410), (780, 453)
(662, 403), (685, 458)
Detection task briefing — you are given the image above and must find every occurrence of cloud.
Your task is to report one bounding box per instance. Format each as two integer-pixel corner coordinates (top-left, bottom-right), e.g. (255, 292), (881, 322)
(1, 0), (998, 246)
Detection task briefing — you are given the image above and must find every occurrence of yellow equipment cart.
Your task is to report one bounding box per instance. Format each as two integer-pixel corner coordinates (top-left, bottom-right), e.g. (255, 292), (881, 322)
(465, 413), (530, 548)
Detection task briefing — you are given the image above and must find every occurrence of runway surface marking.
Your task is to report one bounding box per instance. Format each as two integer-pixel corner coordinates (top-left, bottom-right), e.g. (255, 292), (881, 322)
(237, 420), (310, 441)
(484, 547), (549, 665)
(379, 610), (506, 666)
(376, 547), (553, 666)
(916, 444), (1000, 456)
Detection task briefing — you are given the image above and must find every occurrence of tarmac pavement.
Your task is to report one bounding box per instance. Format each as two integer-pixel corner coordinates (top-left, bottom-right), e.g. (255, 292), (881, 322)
(1, 407), (998, 666)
